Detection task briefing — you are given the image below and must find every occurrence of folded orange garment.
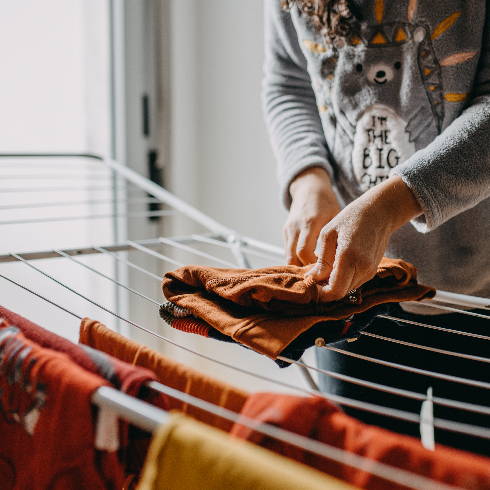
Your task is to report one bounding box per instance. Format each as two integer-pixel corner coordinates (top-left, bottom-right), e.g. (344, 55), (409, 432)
(161, 257), (435, 360)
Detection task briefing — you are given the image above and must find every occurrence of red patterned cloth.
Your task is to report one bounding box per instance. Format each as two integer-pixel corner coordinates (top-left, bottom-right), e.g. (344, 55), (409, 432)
(0, 322), (125, 490)
(0, 306), (169, 486)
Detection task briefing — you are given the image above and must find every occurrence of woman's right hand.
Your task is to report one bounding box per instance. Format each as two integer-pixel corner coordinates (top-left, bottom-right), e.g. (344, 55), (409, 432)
(284, 167), (342, 266)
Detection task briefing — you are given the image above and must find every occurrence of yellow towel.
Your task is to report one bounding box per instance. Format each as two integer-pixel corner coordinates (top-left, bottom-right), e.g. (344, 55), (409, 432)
(137, 412), (359, 490)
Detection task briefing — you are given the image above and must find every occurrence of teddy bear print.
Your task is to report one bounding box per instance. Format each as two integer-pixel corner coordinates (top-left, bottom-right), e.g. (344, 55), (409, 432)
(302, 1), (475, 192)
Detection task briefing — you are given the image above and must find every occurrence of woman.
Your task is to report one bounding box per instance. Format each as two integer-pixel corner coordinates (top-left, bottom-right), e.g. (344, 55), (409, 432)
(264, 0), (490, 454)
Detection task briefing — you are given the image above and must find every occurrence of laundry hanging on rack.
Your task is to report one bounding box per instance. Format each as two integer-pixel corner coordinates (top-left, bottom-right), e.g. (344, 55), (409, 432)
(137, 411), (358, 490)
(3, 310), (345, 490)
(230, 392), (490, 490)
(0, 320), (127, 490)
(160, 257), (435, 365)
(0, 314), (356, 490)
(4, 300), (490, 490)
(79, 317), (250, 433)
(76, 315), (490, 489)
(0, 305), (433, 490)
(0, 306), (169, 485)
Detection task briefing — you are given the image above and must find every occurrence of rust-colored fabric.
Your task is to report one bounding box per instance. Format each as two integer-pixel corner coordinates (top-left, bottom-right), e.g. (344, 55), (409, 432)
(0, 323), (126, 490)
(230, 393), (490, 490)
(161, 257), (435, 359)
(79, 318), (250, 433)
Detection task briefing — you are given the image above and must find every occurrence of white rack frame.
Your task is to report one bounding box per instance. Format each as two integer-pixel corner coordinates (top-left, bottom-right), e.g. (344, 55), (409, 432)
(2, 153), (490, 468)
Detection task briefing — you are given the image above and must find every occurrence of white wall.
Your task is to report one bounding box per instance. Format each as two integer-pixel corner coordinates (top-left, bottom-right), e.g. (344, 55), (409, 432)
(0, 0), (117, 339)
(167, 0), (288, 245)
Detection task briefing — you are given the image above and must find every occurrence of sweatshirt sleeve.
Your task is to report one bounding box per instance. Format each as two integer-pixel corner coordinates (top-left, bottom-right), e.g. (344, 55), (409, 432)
(263, 0), (335, 210)
(391, 5), (490, 233)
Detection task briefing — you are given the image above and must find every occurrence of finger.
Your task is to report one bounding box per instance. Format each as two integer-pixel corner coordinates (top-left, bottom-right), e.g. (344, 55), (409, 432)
(350, 270), (377, 292)
(305, 228), (337, 282)
(296, 227), (320, 266)
(319, 256), (356, 302)
(284, 227), (302, 266)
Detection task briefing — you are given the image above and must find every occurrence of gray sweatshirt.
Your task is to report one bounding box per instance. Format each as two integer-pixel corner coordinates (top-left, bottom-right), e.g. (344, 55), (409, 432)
(264, 0), (490, 311)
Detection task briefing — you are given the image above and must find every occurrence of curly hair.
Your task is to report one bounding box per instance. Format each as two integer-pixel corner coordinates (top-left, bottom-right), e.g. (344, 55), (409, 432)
(281, 0), (361, 40)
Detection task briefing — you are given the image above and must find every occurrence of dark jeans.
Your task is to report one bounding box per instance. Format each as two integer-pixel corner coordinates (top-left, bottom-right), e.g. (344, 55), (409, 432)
(315, 304), (490, 457)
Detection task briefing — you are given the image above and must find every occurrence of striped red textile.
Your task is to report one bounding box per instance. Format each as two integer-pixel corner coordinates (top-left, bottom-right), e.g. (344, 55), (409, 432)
(172, 317), (210, 337)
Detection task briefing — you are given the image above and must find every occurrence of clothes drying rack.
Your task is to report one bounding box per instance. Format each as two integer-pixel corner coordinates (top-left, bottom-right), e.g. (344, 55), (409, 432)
(1, 153), (490, 490)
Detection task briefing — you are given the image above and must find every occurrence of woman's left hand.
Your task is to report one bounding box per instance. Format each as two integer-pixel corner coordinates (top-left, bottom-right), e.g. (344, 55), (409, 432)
(305, 175), (423, 302)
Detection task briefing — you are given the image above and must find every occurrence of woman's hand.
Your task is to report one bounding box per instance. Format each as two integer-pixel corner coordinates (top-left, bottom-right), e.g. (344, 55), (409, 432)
(306, 175), (423, 302)
(284, 168), (342, 266)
